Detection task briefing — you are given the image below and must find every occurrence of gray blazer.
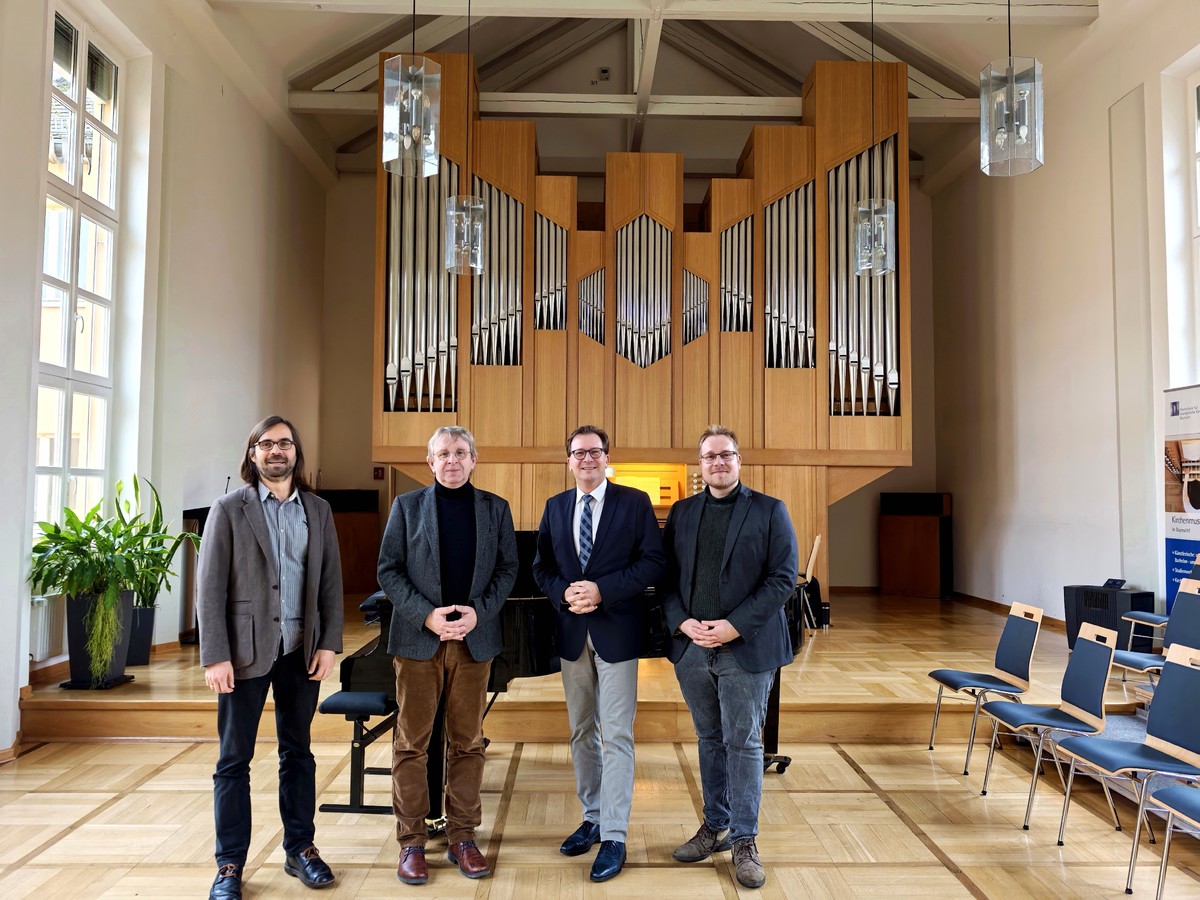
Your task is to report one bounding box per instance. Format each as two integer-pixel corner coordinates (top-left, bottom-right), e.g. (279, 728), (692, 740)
(197, 486), (344, 680)
(378, 484), (518, 662)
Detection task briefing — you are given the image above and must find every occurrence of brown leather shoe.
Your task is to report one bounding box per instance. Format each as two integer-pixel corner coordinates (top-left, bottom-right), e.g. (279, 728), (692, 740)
(396, 846), (428, 885)
(446, 839), (490, 879)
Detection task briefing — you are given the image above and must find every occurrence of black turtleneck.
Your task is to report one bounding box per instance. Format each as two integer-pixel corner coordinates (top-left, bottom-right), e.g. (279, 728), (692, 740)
(435, 480), (477, 606)
(689, 485), (740, 622)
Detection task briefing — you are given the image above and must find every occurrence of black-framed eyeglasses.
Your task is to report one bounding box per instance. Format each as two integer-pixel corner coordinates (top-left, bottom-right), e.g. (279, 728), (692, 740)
(699, 450), (738, 464)
(256, 439), (295, 452)
(569, 448), (606, 460)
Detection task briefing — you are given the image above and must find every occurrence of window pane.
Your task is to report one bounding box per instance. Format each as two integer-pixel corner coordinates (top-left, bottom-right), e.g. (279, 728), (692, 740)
(40, 283), (68, 367)
(69, 391), (107, 470)
(52, 14), (77, 97)
(81, 124), (117, 208)
(43, 196), (72, 280)
(35, 384), (65, 467)
(73, 297), (110, 378)
(86, 43), (118, 130)
(48, 96), (76, 184)
(33, 473), (64, 539)
(67, 474), (103, 519)
(78, 215), (113, 299)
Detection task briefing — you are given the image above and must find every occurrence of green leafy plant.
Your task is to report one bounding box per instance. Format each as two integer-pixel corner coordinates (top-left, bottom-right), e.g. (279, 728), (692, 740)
(114, 476), (199, 610)
(29, 501), (138, 684)
(28, 476), (197, 685)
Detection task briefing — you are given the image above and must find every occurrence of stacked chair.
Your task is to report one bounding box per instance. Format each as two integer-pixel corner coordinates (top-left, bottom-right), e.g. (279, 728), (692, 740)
(1149, 783), (1200, 899)
(1114, 580), (1200, 685)
(928, 602), (1044, 775)
(977, 624), (1118, 830)
(1055, 643), (1200, 895)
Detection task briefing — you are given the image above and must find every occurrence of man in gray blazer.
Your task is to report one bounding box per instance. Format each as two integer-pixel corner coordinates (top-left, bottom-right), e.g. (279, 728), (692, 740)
(378, 426), (518, 886)
(198, 415), (344, 900)
(661, 424), (798, 891)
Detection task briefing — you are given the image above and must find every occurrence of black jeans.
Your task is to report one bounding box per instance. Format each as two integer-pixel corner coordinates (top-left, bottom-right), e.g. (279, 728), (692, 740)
(213, 647), (321, 866)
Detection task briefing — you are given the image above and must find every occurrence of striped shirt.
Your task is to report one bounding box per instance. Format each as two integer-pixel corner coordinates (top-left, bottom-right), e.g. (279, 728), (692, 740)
(258, 481), (308, 656)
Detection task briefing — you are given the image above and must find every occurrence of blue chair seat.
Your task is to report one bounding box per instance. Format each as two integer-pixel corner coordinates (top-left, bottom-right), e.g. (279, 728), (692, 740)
(1154, 784), (1200, 826)
(1124, 611), (1169, 628)
(1112, 649), (1166, 673)
(1058, 735), (1200, 779)
(982, 700), (1098, 735)
(929, 669), (1023, 694)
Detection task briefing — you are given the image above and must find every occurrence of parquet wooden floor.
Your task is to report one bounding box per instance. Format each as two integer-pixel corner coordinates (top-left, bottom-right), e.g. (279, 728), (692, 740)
(1, 735), (1199, 898)
(20, 593), (1146, 744)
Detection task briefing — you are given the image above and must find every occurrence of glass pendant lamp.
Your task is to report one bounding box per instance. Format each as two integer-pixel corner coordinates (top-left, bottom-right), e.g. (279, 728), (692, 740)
(445, 0), (484, 274)
(382, 2), (440, 178)
(980, 0), (1044, 176)
(853, 0), (895, 275)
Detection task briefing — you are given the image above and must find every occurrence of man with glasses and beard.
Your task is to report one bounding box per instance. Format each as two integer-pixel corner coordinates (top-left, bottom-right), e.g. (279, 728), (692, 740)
(378, 426), (517, 885)
(533, 425), (665, 882)
(661, 425), (797, 890)
(198, 415), (344, 900)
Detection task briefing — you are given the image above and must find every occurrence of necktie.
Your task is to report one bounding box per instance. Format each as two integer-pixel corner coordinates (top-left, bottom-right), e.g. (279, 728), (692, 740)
(578, 494), (594, 569)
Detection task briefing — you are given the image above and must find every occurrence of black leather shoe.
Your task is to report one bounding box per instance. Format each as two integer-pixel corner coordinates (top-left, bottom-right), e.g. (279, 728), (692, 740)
(589, 840), (626, 882)
(284, 845), (335, 889)
(209, 863), (242, 900)
(560, 820), (601, 856)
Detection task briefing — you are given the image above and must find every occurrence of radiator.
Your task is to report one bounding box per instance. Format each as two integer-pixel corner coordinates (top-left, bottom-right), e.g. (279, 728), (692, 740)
(30, 594), (67, 662)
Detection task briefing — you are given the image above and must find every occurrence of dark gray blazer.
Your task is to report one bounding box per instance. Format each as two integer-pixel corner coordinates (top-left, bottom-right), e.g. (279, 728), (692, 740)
(197, 486), (344, 680)
(378, 484), (518, 662)
(660, 483), (799, 673)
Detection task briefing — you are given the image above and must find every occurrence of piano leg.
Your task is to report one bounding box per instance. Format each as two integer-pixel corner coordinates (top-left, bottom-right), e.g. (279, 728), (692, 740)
(425, 692), (448, 838)
(762, 668), (791, 775)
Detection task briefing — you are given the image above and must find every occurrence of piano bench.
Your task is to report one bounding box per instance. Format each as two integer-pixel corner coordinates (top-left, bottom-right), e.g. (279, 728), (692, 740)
(317, 691), (398, 815)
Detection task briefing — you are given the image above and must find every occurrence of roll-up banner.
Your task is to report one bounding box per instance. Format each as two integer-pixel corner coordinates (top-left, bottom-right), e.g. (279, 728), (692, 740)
(1164, 384), (1200, 610)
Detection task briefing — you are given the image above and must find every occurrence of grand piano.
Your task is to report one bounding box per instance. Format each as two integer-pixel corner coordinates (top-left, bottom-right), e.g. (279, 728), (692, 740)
(326, 529), (796, 822)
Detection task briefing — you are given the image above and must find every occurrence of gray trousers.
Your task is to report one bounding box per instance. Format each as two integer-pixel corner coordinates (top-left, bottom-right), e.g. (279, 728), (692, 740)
(560, 631), (639, 842)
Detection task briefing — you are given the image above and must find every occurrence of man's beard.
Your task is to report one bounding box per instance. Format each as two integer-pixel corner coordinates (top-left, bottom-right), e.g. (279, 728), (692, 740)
(257, 457), (295, 482)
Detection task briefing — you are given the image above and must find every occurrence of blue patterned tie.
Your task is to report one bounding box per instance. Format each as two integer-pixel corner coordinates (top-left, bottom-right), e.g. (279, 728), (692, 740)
(578, 494), (594, 570)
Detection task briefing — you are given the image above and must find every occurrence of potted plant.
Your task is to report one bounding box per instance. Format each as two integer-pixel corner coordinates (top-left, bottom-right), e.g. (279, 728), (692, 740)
(115, 476), (198, 666)
(29, 499), (140, 688)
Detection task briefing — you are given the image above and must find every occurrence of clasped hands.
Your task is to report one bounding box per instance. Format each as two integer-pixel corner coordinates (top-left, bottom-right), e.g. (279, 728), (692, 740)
(425, 605), (478, 641)
(679, 617), (740, 648)
(563, 580), (601, 614)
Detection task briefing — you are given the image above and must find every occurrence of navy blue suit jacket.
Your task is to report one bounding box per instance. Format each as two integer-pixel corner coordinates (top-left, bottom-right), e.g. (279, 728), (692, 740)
(661, 483), (799, 673)
(533, 480), (666, 664)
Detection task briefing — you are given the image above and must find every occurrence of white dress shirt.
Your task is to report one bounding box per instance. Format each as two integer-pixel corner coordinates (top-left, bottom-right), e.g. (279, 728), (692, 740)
(571, 478), (608, 559)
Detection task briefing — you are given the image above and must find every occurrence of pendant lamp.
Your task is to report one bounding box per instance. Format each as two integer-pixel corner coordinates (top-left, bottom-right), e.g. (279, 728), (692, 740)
(980, 0), (1044, 176)
(853, 0), (896, 275)
(446, 0), (485, 274)
(382, 2), (440, 177)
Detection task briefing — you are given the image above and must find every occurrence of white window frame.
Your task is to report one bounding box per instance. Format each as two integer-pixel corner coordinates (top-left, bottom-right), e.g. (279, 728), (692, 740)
(1191, 73), (1200, 323)
(34, 3), (125, 529)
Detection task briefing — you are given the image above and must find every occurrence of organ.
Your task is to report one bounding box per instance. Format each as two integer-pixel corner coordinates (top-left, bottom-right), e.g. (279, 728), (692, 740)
(372, 54), (913, 591)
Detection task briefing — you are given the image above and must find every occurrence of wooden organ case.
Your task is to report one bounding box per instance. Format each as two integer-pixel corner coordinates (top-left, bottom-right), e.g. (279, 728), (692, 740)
(373, 56), (912, 591)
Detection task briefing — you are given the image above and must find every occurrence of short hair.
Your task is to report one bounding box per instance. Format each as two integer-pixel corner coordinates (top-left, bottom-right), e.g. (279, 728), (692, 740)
(566, 425), (609, 456)
(427, 425), (478, 459)
(240, 415), (312, 491)
(698, 424), (739, 454)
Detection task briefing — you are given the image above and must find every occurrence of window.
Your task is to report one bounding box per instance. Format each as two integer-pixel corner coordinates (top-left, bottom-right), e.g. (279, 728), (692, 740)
(34, 8), (122, 537)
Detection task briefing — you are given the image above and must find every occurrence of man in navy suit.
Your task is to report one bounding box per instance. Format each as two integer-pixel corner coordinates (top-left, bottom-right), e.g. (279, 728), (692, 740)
(661, 425), (798, 890)
(533, 425), (665, 882)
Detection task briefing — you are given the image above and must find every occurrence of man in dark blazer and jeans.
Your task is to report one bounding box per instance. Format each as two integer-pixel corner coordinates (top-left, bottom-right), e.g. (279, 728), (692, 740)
(533, 425), (665, 882)
(378, 426), (518, 885)
(661, 424), (798, 890)
(198, 415), (344, 900)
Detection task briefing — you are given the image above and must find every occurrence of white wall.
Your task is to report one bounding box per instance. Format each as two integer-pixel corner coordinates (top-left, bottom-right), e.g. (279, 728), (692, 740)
(828, 184), (938, 586)
(318, 173), (378, 497)
(931, 0), (1200, 618)
(0, 0), (329, 744)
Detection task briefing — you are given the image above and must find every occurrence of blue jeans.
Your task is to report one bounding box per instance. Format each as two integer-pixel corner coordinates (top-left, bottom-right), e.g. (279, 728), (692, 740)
(674, 644), (775, 843)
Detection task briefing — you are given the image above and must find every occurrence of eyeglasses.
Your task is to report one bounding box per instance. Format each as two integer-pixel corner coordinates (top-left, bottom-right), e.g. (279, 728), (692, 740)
(569, 448), (606, 460)
(255, 439), (295, 452)
(433, 449), (472, 462)
(699, 451), (738, 464)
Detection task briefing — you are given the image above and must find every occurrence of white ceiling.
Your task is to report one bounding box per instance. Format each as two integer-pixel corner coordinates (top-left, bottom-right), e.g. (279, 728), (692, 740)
(196, 0), (1101, 191)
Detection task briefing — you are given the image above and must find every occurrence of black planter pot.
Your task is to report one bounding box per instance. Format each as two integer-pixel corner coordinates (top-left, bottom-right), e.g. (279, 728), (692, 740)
(62, 590), (135, 689)
(126, 606), (156, 666)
